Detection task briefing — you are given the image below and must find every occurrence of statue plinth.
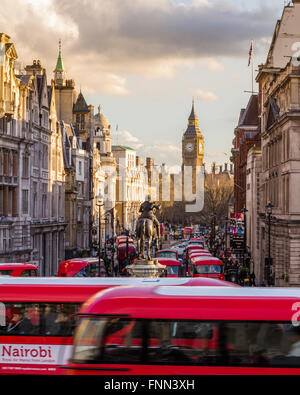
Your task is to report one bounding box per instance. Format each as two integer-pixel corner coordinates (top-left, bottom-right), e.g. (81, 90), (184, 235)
(126, 258), (166, 278)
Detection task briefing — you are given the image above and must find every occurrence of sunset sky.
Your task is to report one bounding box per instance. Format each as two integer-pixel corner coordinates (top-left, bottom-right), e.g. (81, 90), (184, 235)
(0, 0), (286, 169)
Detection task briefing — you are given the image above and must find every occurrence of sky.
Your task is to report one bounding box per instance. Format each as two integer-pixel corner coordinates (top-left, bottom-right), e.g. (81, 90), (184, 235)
(0, 0), (286, 170)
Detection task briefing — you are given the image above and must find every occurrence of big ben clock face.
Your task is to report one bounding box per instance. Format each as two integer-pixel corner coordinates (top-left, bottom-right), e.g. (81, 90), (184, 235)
(185, 142), (194, 153)
(199, 142), (204, 153)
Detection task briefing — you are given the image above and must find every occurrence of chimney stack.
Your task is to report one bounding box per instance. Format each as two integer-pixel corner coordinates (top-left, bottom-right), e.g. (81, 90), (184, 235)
(146, 157), (153, 169)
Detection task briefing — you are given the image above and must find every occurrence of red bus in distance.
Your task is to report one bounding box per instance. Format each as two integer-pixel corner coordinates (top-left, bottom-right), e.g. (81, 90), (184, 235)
(57, 258), (105, 277)
(0, 263), (38, 277)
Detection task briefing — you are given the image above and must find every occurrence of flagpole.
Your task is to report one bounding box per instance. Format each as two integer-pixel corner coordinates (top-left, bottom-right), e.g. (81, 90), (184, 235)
(252, 42), (254, 94)
(248, 40), (254, 95)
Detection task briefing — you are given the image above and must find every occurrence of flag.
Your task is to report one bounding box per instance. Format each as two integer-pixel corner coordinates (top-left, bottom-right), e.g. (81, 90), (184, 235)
(248, 40), (253, 67)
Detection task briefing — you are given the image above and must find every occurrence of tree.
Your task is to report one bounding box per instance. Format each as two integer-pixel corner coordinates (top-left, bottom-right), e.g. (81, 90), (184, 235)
(197, 172), (233, 226)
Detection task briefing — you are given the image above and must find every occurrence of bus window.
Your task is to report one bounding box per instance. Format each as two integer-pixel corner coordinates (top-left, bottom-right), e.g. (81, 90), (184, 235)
(21, 270), (38, 277)
(72, 318), (144, 364)
(0, 303), (80, 337)
(166, 266), (180, 276)
(71, 319), (300, 368)
(147, 321), (216, 365)
(194, 265), (222, 275)
(0, 270), (12, 276)
(88, 263), (100, 277)
(74, 268), (87, 277)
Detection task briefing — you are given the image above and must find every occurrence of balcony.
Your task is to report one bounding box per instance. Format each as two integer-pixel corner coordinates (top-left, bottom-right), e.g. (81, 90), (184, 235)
(0, 175), (18, 186)
(4, 100), (15, 115)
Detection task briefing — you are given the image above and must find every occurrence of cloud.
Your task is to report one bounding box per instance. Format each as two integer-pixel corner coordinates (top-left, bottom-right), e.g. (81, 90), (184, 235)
(0, 0), (279, 94)
(112, 129), (182, 166)
(113, 130), (144, 150)
(196, 89), (219, 102)
(138, 140), (182, 166)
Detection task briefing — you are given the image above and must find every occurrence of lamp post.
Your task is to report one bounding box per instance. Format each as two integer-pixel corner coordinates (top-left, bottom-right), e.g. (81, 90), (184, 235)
(96, 200), (104, 276)
(210, 214), (216, 255)
(241, 207), (248, 268)
(265, 201), (274, 286)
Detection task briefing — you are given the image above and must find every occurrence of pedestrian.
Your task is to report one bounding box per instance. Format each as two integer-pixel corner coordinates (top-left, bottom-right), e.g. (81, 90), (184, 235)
(250, 271), (256, 287)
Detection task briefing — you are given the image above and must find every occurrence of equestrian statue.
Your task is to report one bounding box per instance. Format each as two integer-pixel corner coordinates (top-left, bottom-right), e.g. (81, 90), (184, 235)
(136, 199), (161, 260)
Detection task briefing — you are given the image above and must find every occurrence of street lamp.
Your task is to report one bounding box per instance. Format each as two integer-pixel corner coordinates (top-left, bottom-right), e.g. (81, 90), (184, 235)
(241, 207), (248, 267)
(210, 214), (216, 255)
(96, 199), (104, 276)
(265, 201), (274, 286)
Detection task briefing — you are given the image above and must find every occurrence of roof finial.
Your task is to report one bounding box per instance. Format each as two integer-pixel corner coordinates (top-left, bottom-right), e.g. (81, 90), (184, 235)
(54, 38), (65, 73)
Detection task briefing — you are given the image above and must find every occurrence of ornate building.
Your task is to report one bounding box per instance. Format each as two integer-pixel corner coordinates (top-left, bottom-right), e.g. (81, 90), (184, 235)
(253, 0), (300, 286)
(0, 33), (32, 263)
(231, 94), (260, 213)
(25, 59), (66, 275)
(112, 145), (148, 233)
(52, 43), (94, 259)
(92, 106), (116, 250)
(0, 33), (66, 274)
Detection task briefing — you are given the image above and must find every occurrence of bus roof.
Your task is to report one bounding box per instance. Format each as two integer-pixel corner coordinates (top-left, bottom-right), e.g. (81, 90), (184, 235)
(155, 258), (181, 266)
(80, 285), (300, 321)
(0, 263), (37, 269)
(0, 277), (234, 303)
(192, 257), (223, 265)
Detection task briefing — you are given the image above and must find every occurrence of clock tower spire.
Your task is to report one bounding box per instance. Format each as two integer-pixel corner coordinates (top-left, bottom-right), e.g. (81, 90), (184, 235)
(182, 100), (204, 168)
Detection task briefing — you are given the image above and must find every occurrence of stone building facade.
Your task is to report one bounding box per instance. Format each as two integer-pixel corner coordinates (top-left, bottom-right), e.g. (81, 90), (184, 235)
(249, 0), (300, 286)
(52, 44), (94, 259)
(0, 34), (66, 275)
(0, 33), (32, 263)
(231, 94), (260, 214)
(112, 145), (148, 233)
(246, 146), (262, 283)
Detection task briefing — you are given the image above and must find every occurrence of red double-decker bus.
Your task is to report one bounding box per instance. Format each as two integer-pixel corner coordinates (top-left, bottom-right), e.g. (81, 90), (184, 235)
(0, 276), (233, 375)
(0, 263), (38, 277)
(67, 286), (300, 375)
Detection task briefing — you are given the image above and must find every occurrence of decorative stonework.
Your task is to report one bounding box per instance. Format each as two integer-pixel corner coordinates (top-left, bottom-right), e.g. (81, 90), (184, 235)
(126, 258), (166, 278)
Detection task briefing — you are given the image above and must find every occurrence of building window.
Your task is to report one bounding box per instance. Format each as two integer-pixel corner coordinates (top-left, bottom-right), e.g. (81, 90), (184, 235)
(22, 190), (29, 214)
(78, 161), (82, 176)
(42, 184), (47, 218)
(34, 144), (40, 168)
(33, 182), (38, 218)
(8, 188), (12, 216)
(0, 228), (12, 252)
(22, 155), (29, 178)
(58, 185), (62, 217)
(52, 185), (56, 218)
(78, 182), (82, 197)
(42, 145), (48, 169)
(77, 205), (82, 222)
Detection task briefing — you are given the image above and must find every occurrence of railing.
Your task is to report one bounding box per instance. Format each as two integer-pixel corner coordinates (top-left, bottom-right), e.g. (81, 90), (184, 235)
(0, 175), (18, 186)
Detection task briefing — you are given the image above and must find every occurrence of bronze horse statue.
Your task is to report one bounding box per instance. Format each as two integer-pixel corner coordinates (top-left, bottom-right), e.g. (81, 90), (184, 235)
(136, 201), (160, 260)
